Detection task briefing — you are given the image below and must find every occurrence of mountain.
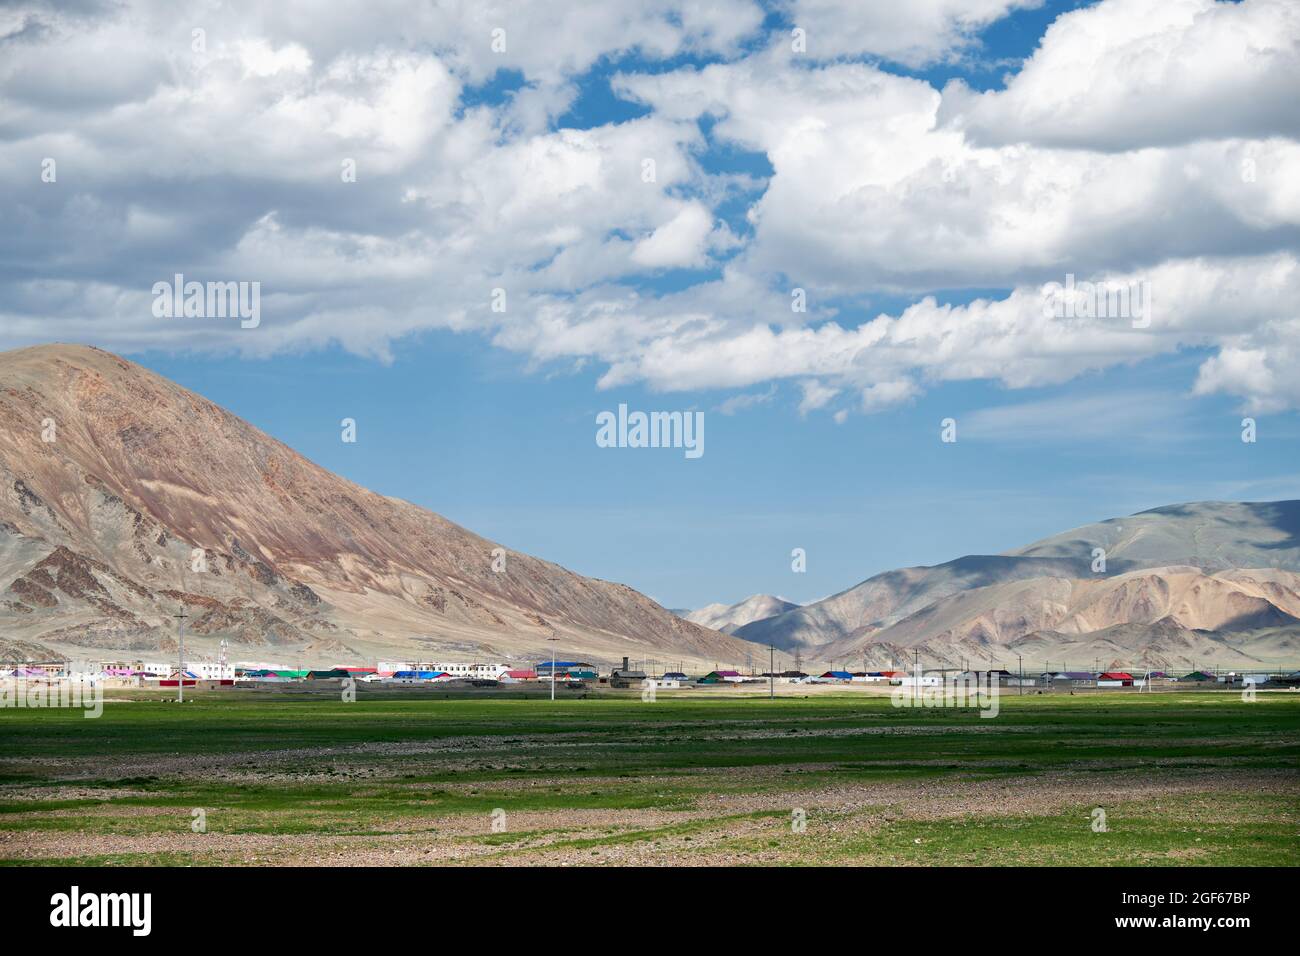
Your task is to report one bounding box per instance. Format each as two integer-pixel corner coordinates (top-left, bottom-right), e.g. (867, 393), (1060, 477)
(736, 501), (1300, 669)
(682, 594), (800, 634)
(1008, 501), (1300, 570)
(0, 344), (757, 668)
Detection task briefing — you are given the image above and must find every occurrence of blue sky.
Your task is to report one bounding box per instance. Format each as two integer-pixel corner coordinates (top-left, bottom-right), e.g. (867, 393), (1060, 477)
(137, 336), (1298, 610)
(5, 0), (1298, 609)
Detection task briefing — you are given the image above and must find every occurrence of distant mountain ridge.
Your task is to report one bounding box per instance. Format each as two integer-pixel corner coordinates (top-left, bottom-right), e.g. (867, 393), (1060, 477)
(6, 344), (1296, 672)
(736, 501), (1300, 669)
(681, 594), (800, 634)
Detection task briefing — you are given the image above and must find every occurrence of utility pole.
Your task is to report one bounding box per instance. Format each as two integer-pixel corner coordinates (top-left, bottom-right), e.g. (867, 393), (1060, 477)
(546, 634), (558, 702)
(914, 648), (920, 704)
(769, 645), (774, 700)
(173, 606), (189, 704)
(1018, 653), (1023, 696)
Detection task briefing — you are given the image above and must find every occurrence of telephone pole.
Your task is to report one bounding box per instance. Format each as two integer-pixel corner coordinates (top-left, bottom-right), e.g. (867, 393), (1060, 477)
(769, 645), (775, 700)
(914, 648), (920, 704)
(546, 634), (559, 701)
(173, 606), (189, 703)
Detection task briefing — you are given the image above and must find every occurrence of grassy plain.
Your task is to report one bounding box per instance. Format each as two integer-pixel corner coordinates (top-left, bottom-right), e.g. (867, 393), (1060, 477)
(0, 689), (1296, 865)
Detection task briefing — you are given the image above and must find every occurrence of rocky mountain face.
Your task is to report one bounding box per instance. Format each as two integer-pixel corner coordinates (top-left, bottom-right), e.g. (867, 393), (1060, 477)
(682, 594), (800, 634)
(0, 344), (756, 668)
(736, 502), (1300, 670)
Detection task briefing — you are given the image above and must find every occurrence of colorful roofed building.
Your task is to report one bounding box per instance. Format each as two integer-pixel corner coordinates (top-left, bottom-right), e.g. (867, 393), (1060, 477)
(697, 670), (742, 684)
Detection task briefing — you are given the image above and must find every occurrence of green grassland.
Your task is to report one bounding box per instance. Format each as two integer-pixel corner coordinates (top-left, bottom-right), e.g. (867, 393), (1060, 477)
(0, 690), (1296, 865)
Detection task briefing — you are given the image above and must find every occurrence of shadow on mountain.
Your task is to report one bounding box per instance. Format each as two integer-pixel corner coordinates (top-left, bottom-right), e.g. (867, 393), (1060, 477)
(1257, 501), (1300, 550)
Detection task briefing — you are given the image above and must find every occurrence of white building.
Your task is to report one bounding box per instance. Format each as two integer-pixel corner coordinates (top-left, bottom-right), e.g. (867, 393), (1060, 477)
(377, 661), (509, 679)
(144, 660), (234, 680)
(890, 675), (943, 687)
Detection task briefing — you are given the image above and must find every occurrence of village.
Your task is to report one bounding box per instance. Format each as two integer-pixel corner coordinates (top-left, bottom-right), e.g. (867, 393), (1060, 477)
(2, 653), (1297, 695)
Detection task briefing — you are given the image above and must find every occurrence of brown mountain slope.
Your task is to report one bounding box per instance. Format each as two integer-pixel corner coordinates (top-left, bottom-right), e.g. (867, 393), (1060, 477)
(739, 499), (1300, 668)
(812, 566), (1300, 671)
(0, 344), (754, 668)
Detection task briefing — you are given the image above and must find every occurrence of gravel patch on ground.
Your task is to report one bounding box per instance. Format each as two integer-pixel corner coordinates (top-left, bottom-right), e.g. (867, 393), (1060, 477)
(2, 723), (1267, 785)
(3, 766), (1293, 866)
(703, 767), (1299, 817)
(0, 785), (151, 802)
